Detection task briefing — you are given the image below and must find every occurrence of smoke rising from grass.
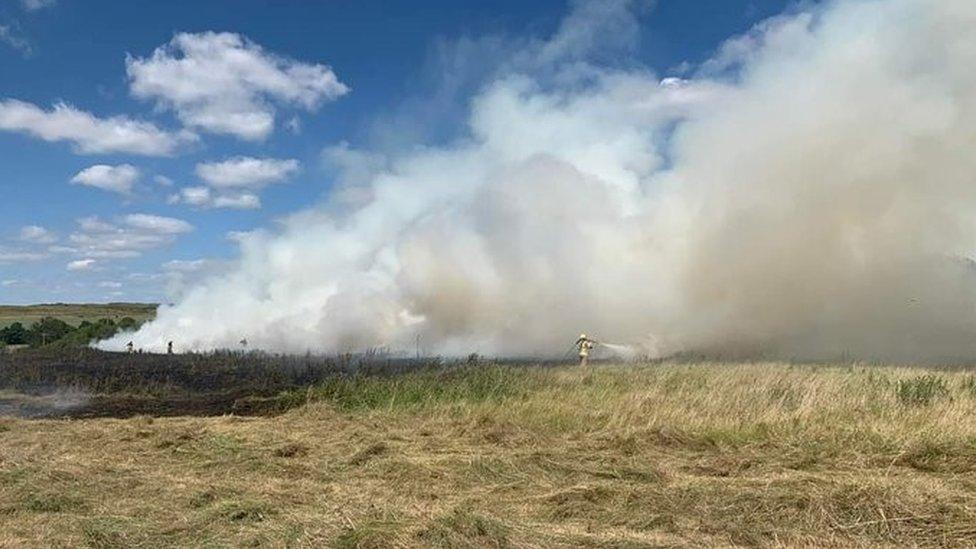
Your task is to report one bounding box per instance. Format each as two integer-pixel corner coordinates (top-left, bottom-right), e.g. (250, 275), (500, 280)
(0, 388), (91, 418)
(103, 0), (976, 361)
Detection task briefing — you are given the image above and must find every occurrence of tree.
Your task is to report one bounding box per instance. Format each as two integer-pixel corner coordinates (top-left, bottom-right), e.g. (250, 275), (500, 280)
(47, 318), (121, 349)
(90, 318), (119, 340)
(26, 317), (74, 347)
(118, 317), (139, 331)
(0, 322), (28, 345)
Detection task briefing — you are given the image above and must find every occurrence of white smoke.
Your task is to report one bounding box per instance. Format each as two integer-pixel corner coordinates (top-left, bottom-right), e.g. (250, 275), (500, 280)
(102, 0), (976, 361)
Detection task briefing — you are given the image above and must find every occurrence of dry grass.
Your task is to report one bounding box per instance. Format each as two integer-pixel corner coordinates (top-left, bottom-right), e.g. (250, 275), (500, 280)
(3, 362), (976, 547)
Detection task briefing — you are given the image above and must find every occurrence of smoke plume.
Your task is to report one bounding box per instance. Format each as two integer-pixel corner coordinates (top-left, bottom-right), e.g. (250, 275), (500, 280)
(103, 0), (976, 361)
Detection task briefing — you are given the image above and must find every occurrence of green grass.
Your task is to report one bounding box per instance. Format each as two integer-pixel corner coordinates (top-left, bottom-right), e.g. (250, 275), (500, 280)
(301, 366), (534, 412)
(896, 374), (951, 405)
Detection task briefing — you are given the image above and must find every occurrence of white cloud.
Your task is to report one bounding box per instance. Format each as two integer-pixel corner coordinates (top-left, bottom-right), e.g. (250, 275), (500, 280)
(127, 272), (165, 283)
(98, 281), (123, 289)
(170, 156), (295, 209)
(19, 225), (56, 244)
(226, 230), (253, 242)
(77, 216), (115, 233)
(21, 0), (56, 11)
(0, 250), (46, 263)
(0, 99), (193, 155)
(195, 156), (299, 189)
(1, 279), (18, 287)
(286, 116), (301, 134)
(168, 185), (261, 210)
(154, 175), (174, 187)
(174, 186), (211, 206)
(61, 214), (193, 259)
(0, 24), (31, 56)
(213, 192), (261, 210)
(123, 213), (193, 234)
(126, 32), (349, 140)
(67, 258), (96, 271)
(1, 226), (54, 263)
(70, 164), (140, 194)
(163, 259), (211, 272)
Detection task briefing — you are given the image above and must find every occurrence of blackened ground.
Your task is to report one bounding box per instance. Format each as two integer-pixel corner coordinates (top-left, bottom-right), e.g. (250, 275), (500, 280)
(0, 348), (555, 418)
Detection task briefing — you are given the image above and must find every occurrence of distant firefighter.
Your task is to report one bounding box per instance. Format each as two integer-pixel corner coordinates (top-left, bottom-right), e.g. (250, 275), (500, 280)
(240, 338), (248, 349)
(576, 333), (595, 367)
(126, 341), (134, 354)
(167, 341), (174, 354)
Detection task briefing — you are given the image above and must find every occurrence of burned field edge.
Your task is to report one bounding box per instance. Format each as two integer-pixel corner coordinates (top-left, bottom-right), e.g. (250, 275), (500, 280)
(3, 348), (976, 419)
(0, 349), (559, 418)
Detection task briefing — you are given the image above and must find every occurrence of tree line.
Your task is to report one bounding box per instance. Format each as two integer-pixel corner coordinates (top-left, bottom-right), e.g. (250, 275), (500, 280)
(0, 317), (141, 349)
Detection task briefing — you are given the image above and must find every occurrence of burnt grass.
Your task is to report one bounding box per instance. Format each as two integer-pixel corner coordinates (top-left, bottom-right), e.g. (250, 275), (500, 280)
(0, 348), (489, 419)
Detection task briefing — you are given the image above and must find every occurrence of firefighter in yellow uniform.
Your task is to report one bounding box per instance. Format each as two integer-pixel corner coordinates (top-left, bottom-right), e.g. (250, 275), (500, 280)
(576, 333), (595, 367)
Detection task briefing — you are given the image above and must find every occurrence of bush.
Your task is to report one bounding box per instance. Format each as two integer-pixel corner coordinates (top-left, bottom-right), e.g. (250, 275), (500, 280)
(26, 318), (74, 347)
(117, 317), (139, 331)
(4, 317), (134, 349)
(0, 322), (27, 345)
(48, 319), (119, 349)
(896, 375), (950, 406)
(0, 322), (28, 345)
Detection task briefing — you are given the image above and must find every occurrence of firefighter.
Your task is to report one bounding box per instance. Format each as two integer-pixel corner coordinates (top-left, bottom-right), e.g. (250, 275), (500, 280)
(126, 341), (134, 354)
(575, 333), (595, 367)
(167, 341), (174, 354)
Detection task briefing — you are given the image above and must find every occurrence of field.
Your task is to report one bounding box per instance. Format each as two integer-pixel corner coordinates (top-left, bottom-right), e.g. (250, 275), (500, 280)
(0, 303), (157, 329)
(2, 353), (976, 548)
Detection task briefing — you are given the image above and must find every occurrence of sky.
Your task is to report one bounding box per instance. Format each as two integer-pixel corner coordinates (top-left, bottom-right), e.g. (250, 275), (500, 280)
(0, 0), (794, 305)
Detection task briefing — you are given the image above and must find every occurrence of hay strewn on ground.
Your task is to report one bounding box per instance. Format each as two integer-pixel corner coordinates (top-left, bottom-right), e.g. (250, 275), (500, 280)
(3, 362), (976, 547)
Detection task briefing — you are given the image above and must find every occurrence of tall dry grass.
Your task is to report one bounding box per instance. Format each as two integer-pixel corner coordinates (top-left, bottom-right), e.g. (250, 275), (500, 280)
(302, 362), (976, 462)
(3, 361), (976, 547)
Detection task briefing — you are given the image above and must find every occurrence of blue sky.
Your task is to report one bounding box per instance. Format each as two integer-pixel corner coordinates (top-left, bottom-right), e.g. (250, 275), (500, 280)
(0, 0), (792, 305)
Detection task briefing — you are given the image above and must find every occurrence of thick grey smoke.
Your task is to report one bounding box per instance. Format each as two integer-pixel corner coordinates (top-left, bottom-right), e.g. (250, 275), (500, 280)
(103, 0), (976, 361)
